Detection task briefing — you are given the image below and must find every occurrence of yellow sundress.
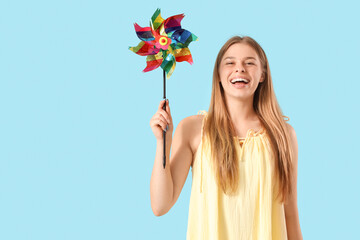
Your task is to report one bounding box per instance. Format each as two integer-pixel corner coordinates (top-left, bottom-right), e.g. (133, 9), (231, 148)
(186, 110), (288, 240)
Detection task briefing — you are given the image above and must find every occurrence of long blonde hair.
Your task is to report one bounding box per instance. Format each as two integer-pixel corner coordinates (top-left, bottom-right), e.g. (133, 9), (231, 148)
(202, 36), (293, 203)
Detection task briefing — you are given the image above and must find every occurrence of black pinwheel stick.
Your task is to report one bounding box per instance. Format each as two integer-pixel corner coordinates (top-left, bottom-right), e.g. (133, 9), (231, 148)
(162, 70), (167, 169)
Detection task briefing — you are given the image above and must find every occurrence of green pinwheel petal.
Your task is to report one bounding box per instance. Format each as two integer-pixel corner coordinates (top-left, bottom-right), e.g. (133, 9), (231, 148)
(160, 49), (176, 79)
(151, 8), (164, 31)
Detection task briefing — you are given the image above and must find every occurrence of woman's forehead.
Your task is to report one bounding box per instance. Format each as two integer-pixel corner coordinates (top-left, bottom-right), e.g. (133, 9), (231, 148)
(223, 43), (258, 60)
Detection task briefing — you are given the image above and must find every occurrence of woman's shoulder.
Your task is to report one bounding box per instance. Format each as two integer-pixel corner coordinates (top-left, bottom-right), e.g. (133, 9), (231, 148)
(178, 110), (207, 126)
(178, 112), (205, 137)
(177, 111), (207, 155)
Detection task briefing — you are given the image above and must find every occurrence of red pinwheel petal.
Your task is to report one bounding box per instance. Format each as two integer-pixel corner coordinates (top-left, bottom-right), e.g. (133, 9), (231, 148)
(150, 24), (160, 38)
(134, 23), (155, 42)
(129, 41), (159, 56)
(144, 53), (163, 72)
(164, 14), (184, 34)
(174, 48), (193, 64)
(176, 54), (193, 64)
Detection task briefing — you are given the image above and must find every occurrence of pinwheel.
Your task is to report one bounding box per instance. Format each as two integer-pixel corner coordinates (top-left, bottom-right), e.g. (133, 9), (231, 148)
(129, 9), (198, 168)
(129, 8), (198, 79)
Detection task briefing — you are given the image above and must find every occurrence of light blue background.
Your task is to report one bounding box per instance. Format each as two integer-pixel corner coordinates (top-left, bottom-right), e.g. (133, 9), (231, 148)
(0, 0), (359, 239)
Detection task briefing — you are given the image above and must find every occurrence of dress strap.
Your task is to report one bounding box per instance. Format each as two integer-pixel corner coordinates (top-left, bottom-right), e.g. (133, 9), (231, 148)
(197, 110), (208, 116)
(197, 110), (208, 193)
(197, 110), (208, 140)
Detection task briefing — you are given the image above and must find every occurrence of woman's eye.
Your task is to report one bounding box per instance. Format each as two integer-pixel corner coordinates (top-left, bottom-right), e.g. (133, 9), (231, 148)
(246, 62), (254, 65)
(226, 62), (233, 65)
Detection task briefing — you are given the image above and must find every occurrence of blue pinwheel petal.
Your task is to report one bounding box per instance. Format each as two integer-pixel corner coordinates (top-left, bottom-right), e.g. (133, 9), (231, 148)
(168, 29), (198, 46)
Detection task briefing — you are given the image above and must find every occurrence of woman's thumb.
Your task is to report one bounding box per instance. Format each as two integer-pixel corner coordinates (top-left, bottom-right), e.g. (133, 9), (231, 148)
(166, 99), (170, 112)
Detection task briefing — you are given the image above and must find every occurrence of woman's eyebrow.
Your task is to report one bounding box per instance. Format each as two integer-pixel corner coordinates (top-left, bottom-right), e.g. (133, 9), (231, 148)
(223, 56), (257, 60)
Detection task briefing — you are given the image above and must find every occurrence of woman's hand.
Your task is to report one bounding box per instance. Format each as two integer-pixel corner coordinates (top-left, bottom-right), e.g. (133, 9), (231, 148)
(150, 99), (173, 141)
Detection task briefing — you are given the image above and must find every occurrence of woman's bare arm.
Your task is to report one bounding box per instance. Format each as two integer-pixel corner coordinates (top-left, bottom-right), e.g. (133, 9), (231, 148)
(150, 116), (194, 216)
(284, 123), (303, 240)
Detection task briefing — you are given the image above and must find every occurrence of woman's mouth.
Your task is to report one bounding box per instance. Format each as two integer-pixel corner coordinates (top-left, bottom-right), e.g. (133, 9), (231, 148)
(230, 78), (250, 88)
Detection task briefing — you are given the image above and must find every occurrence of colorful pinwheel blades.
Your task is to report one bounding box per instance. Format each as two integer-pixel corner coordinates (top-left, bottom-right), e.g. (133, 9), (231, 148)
(129, 8), (198, 79)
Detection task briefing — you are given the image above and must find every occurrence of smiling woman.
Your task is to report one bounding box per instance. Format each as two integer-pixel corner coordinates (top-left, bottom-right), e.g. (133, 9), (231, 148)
(149, 35), (303, 240)
(218, 43), (265, 97)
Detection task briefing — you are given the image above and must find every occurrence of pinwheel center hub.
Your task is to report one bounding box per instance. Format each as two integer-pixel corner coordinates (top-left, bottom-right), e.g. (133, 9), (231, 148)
(159, 37), (168, 46)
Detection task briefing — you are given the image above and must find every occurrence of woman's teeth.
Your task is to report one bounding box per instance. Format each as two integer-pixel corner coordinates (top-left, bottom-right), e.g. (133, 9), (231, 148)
(231, 78), (249, 84)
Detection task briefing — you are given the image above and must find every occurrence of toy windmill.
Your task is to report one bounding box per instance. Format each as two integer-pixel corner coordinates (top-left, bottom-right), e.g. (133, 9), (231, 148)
(129, 8), (198, 168)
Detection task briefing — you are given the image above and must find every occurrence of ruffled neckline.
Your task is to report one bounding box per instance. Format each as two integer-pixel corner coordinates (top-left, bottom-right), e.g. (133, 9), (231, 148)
(197, 110), (266, 140)
(234, 127), (266, 140)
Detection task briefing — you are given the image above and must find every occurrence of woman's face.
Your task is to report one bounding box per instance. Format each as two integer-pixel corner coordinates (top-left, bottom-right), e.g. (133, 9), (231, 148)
(219, 43), (264, 100)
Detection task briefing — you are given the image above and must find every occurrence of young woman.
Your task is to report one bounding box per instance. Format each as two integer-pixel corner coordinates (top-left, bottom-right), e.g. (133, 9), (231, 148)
(150, 36), (303, 240)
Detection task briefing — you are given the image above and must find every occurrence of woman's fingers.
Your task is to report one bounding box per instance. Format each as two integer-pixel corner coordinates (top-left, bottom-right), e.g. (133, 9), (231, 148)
(150, 115), (167, 131)
(158, 99), (167, 111)
(157, 110), (170, 124)
(157, 100), (171, 124)
(150, 100), (172, 140)
(165, 100), (171, 120)
(151, 99), (172, 133)
(156, 114), (169, 131)
(153, 113), (168, 128)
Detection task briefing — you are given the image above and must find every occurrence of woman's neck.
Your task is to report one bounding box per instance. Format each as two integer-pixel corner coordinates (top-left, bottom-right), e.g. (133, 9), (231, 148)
(226, 96), (258, 124)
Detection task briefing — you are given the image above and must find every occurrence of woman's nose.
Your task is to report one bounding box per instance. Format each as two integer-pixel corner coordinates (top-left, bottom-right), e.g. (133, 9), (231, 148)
(235, 65), (245, 73)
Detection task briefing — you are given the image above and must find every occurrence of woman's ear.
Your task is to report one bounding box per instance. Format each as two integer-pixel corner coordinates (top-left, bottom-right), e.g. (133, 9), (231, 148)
(260, 73), (265, 82)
